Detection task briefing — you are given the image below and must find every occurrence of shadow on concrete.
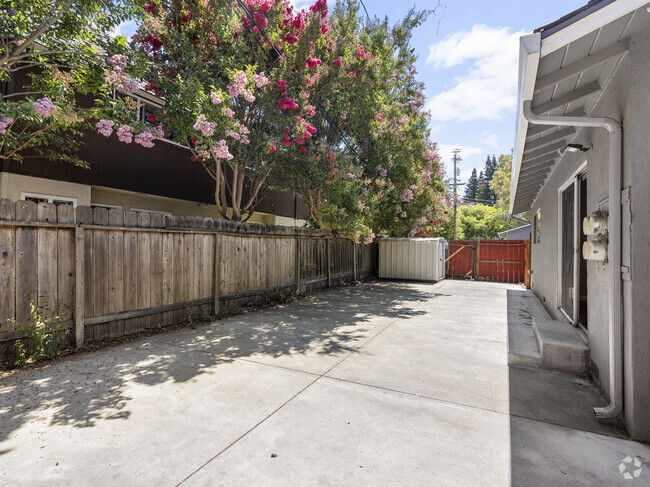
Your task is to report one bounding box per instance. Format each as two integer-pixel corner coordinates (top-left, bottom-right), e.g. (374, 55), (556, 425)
(506, 288), (629, 486)
(0, 281), (435, 452)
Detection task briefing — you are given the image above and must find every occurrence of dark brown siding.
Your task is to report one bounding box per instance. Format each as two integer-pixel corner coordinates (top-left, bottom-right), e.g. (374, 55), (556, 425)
(3, 72), (309, 219)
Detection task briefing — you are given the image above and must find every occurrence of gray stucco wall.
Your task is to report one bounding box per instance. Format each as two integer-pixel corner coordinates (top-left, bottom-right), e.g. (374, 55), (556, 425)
(528, 25), (649, 440)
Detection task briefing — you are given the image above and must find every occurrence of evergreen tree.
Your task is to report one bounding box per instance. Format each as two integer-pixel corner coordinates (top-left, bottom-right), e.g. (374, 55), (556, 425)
(476, 170), (489, 203)
(464, 168), (479, 201)
(477, 155), (497, 204)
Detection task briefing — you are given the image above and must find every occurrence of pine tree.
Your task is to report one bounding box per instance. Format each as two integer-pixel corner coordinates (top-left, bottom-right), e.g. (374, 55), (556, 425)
(477, 155), (497, 204)
(464, 168), (479, 201)
(476, 170), (488, 203)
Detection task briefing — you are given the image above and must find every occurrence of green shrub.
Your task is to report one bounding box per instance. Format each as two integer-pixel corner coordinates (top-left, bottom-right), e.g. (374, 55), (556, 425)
(12, 297), (69, 367)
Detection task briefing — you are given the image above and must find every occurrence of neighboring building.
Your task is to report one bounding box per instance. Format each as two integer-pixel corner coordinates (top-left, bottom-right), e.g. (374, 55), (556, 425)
(511, 0), (650, 440)
(1, 73), (309, 226)
(497, 223), (531, 240)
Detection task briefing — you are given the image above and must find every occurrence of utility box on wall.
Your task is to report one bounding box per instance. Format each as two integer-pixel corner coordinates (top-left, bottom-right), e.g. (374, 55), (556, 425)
(378, 238), (447, 282)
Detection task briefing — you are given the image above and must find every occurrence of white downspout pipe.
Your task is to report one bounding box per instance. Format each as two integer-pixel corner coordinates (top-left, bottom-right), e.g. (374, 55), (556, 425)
(522, 100), (623, 419)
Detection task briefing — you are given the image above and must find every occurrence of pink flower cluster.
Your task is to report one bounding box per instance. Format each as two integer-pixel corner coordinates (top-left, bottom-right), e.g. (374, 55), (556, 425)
(305, 104), (316, 116)
(210, 91), (222, 104)
(252, 72), (269, 88)
(276, 79), (288, 94)
(400, 189), (414, 202)
(33, 97), (57, 117)
(96, 119), (115, 137)
(105, 55), (138, 94)
(222, 107), (235, 118)
(193, 114), (216, 136)
(421, 162), (433, 182)
(363, 232), (375, 245)
(229, 71), (254, 101)
(358, 45), (371, 58)
(0, 116), (15, 135)
(377, 165), (387, 177)
(116, 124), (133, 143)
(212, 140), (233, 160)
(332, 56), (342, 66)
(134, 130), (156, 148)
(279, 97), (299, 110)
(285, 32), (299, 44)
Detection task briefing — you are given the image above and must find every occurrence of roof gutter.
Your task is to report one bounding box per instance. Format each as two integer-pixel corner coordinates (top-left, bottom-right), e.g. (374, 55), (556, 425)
(522, 100), (623, 419)
(509, 33), (541, 215)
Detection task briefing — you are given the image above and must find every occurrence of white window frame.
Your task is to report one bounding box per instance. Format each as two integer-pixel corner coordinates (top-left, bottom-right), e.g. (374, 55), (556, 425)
(557, 161), (587, 323)
(21, 192), (78, 208)
(91, 203), (122, 210)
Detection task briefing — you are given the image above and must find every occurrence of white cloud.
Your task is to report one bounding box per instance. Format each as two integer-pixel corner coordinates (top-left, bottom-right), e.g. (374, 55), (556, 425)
(426, 25), (525, 123)
(110, 20), (136, 39)
(289, 0), (312, 10)
(482, 133), (499, 150)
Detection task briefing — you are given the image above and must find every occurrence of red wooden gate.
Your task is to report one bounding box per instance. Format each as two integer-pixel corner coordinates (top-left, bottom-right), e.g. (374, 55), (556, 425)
(446, 239), (529, 284)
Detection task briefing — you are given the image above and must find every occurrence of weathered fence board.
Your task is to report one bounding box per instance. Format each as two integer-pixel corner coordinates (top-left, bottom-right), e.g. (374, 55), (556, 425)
(0, 200), (377, 362)
(0, 227), (15, 332)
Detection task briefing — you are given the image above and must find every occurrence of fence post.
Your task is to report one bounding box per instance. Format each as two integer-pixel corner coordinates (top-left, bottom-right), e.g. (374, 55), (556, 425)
(471, 240), (478, 280)
(353, 242), (358, 282)
(213, 233), (221, 315)
(295, 236), (302, 294)
(525, 239), (532, 289)
(74, 226), (85, 348)
(326, 238), (332, 288)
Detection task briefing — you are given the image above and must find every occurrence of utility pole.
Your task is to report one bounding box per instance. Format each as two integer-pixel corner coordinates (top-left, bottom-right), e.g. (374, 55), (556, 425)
(452, 149), (462, 240)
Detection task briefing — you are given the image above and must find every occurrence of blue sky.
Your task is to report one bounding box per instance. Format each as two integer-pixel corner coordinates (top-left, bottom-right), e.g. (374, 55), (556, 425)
(348, 0), (587, 186)
(120, 0), (587, 185)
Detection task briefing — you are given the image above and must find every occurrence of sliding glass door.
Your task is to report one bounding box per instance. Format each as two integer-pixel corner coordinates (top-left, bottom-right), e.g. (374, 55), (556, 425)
(560, 183), (575, 318)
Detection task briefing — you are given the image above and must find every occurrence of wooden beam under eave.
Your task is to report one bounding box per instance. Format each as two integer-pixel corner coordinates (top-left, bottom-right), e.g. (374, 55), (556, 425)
(534, 40), (628, 93)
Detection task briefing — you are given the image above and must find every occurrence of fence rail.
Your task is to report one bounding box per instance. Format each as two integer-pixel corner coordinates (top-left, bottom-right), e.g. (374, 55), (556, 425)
(0, 199), (377, 361)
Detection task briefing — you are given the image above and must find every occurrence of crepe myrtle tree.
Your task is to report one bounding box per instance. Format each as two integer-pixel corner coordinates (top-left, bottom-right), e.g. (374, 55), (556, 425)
(274, 0), (378, 231)
(279, 5), (446, 243)
(0, 0), (140, 164)
(120, 0), (335, 221)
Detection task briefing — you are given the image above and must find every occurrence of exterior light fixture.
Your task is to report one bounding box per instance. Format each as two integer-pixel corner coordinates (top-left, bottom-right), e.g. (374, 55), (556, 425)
(558, 143), (592, 157)
(565, 143), (591, 153)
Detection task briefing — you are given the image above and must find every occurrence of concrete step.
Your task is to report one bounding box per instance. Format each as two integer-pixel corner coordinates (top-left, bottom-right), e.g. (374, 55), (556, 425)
(508, 319), (542, 368)
(533, 317), (589, 376)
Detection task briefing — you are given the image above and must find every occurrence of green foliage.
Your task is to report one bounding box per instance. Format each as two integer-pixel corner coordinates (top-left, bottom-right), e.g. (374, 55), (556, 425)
(456, 204), (510, 239)
(490, 152), (513, 208)
(12, 297), (69, 367)
(0, 0), (138, 163)
(464, 168), (478, 202)
(278, 4), (446, 241)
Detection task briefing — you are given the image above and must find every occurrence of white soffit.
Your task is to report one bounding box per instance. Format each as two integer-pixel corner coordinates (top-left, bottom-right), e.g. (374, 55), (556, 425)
(510, 1), (650, 215)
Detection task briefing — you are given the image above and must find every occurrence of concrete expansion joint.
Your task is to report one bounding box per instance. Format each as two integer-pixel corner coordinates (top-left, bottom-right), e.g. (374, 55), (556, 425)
(174, 303), (406, 486)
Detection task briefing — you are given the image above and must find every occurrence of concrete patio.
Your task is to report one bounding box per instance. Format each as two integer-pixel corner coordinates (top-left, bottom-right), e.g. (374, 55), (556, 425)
(0, 280), (648, 486)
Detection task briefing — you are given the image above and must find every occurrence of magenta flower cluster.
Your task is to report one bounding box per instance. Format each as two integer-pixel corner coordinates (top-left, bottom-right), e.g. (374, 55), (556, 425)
(279, 97), (299, 110)
(33, 97), (57, 117)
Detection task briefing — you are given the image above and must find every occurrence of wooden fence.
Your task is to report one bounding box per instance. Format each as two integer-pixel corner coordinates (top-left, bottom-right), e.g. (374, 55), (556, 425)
(446, 239), (529, 284)
(0, 199), (377, 361)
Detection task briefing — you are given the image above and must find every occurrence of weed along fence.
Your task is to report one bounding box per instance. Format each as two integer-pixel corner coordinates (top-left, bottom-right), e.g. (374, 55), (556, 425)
(0, 199), (377, 361)
(446, 239), (530, 285)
